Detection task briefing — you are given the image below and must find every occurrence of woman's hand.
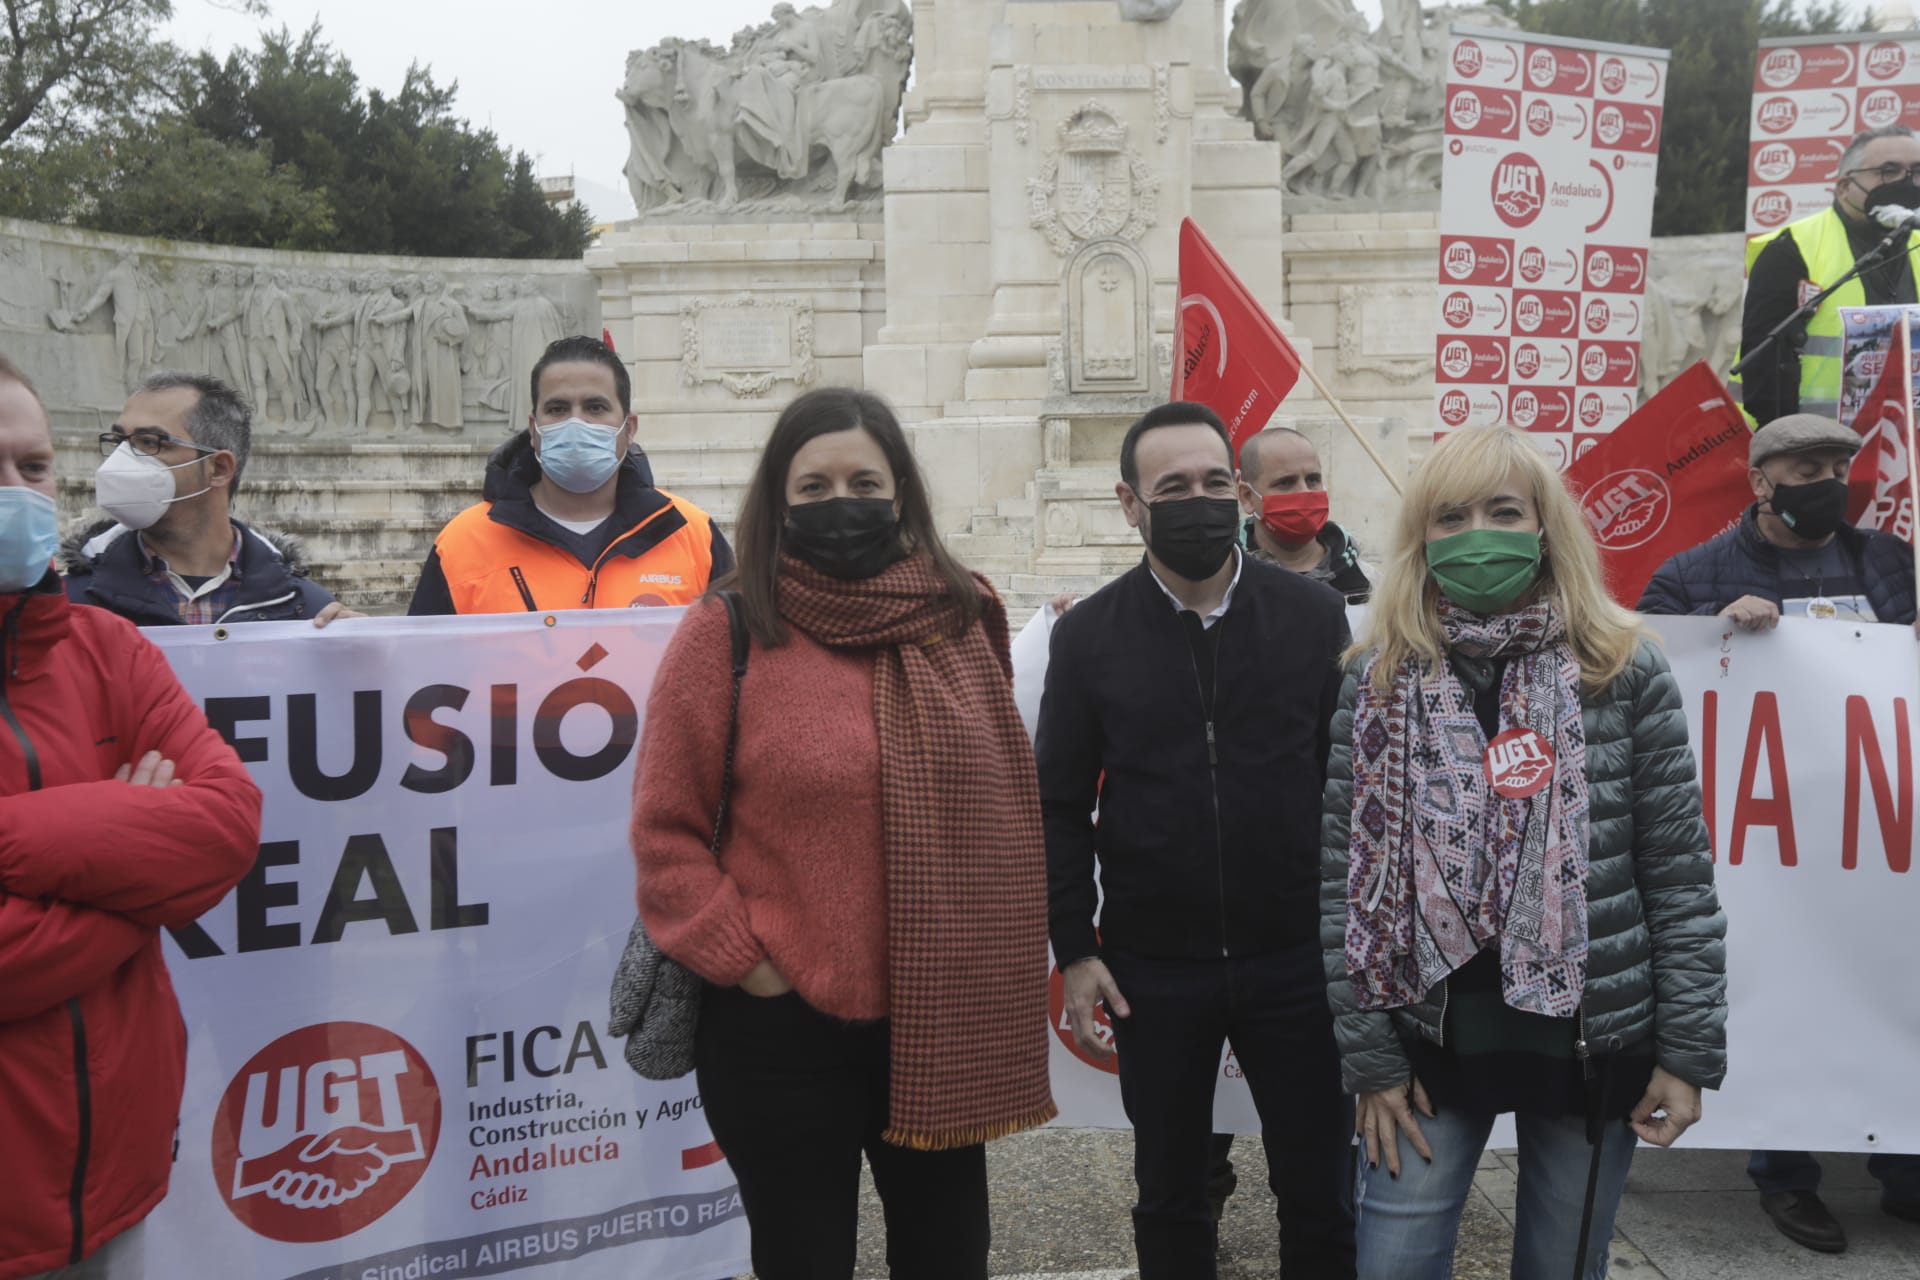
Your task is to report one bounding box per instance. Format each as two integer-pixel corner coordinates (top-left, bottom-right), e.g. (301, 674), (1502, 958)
(1356, 1077), (1435, 1177)
(1630, 1067), (1701, 1147)
(738, 960), (793, 998)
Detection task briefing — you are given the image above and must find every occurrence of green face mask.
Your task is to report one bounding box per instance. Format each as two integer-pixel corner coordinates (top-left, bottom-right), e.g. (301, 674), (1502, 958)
(1426, 527), (1542, 614)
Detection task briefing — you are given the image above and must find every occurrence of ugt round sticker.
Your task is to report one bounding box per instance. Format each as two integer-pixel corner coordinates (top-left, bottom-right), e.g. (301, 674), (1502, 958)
(1486, 728), (1556, 798)
(1048, 962), (1118, 1075)
(211, 1021), (442, 1243)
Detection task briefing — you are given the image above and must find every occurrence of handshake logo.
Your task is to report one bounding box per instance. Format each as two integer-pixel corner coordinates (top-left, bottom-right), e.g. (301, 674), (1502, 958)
(212, 1022), (443, 1243)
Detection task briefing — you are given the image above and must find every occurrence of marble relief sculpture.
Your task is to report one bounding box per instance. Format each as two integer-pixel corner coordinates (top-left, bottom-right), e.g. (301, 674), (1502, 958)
(1230, 0), (1513, 206)
(24, 243), (582, 434)
(619, 0), (913, 212)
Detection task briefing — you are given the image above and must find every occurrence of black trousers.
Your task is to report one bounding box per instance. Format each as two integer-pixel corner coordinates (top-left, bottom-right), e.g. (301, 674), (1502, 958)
(1106, 939), (1357, 1279)
(694, 984), (990, 1280)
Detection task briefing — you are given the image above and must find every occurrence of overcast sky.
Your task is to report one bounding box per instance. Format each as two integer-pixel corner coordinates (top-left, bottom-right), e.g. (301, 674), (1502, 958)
(163, 0), (1392, 224)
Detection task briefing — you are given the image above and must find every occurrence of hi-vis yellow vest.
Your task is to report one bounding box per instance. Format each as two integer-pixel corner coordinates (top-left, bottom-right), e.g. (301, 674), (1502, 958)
(1734, 207), (1920, 423)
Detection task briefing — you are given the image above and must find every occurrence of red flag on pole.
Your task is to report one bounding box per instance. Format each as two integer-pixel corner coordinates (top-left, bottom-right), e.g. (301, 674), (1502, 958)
(602, 327), (618, 354)
(1562, 361), (1753, 607)
(1173, 218), (1302, 460)
(1845, 319), (1916, 542)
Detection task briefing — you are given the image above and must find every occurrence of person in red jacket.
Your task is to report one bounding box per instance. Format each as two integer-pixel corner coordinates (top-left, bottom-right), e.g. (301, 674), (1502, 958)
(0, 354), (262, 1280)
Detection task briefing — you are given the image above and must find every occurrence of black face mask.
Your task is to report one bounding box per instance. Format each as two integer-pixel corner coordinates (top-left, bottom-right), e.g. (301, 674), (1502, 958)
(1139, 493), (1242, 582)
(784, 496), (905, 579)
(1766, 477), (1850, 541)
(1862, 177), (1920, 221)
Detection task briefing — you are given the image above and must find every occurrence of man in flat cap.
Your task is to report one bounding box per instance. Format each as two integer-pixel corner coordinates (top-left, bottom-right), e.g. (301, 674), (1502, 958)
(1638, 413), (1915, 630)
(1637, 412), (1919, 1255)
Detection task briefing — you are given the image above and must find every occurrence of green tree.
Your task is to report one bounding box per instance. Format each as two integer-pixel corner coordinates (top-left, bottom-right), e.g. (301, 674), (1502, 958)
(0, 0), (200, 148)
(0, 18), (589, 259)
(1502, 0), (1865, 236)
(83, 119), (337, 248)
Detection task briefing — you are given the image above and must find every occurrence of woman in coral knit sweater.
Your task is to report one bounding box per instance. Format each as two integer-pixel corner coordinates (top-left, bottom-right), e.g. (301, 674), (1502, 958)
(630, 387), (1057, 1280)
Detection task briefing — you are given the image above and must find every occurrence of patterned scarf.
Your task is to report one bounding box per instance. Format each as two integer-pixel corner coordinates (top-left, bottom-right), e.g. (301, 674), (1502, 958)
(1345, 599), (1591, 1018)
(776, 553), (1058, 1148)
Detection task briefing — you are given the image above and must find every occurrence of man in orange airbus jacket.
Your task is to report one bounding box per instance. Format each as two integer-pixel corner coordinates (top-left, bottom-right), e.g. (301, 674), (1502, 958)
(408, 335), (733, 614)
(0, 353), (261, 1280)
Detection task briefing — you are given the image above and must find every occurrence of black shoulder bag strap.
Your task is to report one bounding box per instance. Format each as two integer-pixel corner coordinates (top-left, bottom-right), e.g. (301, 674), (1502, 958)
(709, 592), (750, 854)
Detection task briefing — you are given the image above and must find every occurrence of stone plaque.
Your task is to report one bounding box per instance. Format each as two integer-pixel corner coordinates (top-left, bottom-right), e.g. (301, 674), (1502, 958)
(680, 292), (818, 399)
(700, 309), (793, 371)
(1337, 284), (1433, 384)
(1064, 239), (1151, 394)
(1359, 297), (1429, 356)
(1033, 67), (1153, 91)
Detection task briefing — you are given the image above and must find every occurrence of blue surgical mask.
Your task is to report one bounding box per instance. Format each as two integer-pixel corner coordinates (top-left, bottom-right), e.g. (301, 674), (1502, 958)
(534, 418), (626, 494)
(0, 487), (59, 593)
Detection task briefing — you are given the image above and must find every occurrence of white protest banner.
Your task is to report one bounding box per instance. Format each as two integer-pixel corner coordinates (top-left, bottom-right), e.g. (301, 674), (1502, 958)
(119, 605), (1920, 1279)
(1748, 33), (1920, 235)
(1662, 614), (1918, 1153)
(1438, 26), (1669, 464)
(1012, 609), (1920, 1152)
(140, 613), (750, 1280)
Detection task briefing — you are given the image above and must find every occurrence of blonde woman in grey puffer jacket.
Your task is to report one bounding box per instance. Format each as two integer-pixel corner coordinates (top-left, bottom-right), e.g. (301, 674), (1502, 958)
(1321, 426), (1727, 1280)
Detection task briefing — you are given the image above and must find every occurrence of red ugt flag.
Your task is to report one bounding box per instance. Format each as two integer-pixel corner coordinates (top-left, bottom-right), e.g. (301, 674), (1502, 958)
(1846, 320), (1916, 543)
(1563, 361), (1752, 607)
(1172, 218), (1302, 460)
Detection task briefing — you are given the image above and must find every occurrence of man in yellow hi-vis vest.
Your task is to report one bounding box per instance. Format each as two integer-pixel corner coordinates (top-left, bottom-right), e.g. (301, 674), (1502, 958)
(1737, 125), (1920, 426)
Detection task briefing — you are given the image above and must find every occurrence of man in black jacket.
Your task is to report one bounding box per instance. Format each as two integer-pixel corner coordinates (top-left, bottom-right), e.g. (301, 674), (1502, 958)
(1038, 401), (1355, 1279)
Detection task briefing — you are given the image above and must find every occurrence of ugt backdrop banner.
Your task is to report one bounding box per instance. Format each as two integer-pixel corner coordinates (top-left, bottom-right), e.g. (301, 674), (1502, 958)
(1438, 26), (1669, 465)
(1748, 32), (1920, 235)
(1013, 611), (1920, 1152)
(138, 614), (750, 1280)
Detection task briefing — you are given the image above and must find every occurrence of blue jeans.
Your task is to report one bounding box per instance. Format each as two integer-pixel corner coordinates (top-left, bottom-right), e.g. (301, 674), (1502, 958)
(1749, 1150), (1920, 1200)
(1355, 1107), (1637, 1280)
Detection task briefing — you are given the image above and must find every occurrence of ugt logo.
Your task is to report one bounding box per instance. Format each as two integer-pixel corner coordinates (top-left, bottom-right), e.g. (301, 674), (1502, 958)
(1486, 728), (1556, 798)
(1048, 962), (1118, 1075)
(211, 1022), (442, 1243)
(1581, 467), (1670, 550)
(1491, 153), (1545, 227)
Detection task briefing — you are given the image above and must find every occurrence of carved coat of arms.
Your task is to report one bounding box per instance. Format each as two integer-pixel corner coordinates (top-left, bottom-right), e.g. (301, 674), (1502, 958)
(1028, 102), (1159, 256)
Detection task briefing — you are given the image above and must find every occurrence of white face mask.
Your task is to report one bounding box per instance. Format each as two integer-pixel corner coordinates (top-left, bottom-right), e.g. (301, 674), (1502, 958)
(94, 443), (212, 531)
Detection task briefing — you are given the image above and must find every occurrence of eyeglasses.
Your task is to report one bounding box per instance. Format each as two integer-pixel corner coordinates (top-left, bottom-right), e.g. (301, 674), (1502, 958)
(97, 429), (219, 460)
(1846, 162), (1920, 186)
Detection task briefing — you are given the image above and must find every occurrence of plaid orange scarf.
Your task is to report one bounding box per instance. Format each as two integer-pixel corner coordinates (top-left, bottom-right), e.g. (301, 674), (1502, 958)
(777, 553), (1058, 1148)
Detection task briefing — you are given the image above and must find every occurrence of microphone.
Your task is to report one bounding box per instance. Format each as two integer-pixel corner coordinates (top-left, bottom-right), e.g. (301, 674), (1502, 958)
(1870, 203), (1920, 231)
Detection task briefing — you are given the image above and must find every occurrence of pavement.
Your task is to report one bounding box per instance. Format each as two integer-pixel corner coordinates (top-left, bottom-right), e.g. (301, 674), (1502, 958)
(759, 1129), (1920, 1279)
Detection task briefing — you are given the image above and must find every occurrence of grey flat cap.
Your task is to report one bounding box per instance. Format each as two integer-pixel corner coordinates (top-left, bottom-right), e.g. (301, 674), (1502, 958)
(1750, 413), (1863, 466)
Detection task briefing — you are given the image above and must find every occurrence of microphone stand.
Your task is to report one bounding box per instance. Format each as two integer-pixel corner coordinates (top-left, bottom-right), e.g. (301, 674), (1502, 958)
(1728, 217), (1915, 383)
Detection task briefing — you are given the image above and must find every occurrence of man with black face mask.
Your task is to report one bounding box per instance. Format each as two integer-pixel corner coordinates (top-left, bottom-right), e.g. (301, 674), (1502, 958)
(1734, 124), (1920, 427)
(1639, 414), (1916, 629)
(1037, 401), (1356, 1279)
(1639, 412), (1919, 1255)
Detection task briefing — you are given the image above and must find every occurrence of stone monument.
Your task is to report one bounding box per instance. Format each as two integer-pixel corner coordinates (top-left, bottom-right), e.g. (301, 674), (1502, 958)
(620, 0), (915, 211)
(597, 0), (1435, 611)
(1228, 0), (1514, 210)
